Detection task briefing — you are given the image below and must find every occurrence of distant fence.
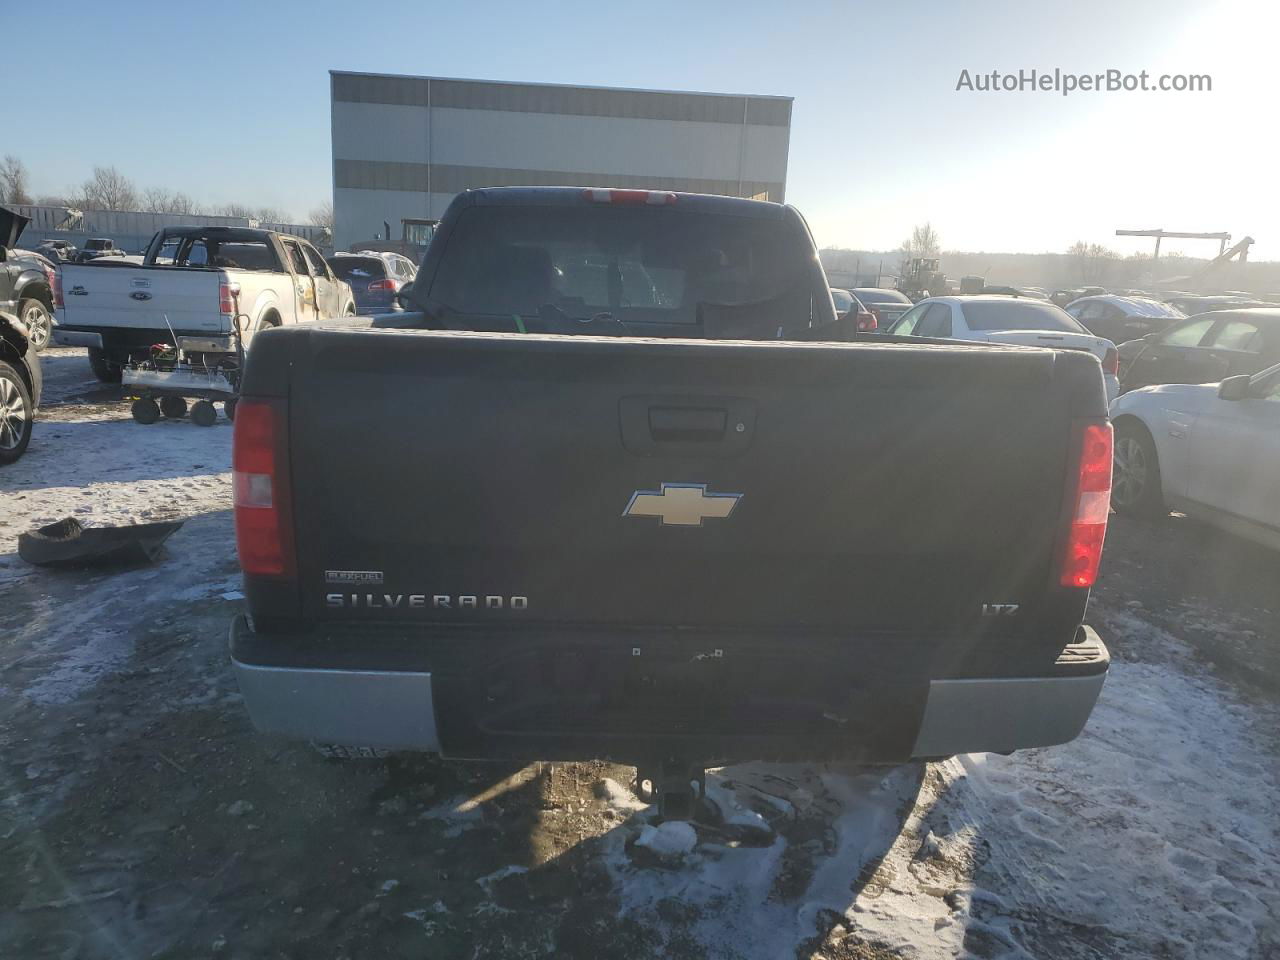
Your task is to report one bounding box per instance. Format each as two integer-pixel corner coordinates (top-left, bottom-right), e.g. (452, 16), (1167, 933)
(8, 204), (332, 255)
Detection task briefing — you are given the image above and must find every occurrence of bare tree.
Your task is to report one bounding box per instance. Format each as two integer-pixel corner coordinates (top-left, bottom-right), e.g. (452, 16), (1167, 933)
(897, 222), (941, 277)
(214, 202), (252, 219)
(0, 155), (32, 205)
(80, 166), (138, 211)
(141, 187), (200, 215)
(1067, 241), (1120, 284)
(214, 202), (290, 223)
(308, 200), (333, 230)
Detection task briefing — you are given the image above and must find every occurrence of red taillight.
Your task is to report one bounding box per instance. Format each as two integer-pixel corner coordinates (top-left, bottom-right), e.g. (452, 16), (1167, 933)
(219, 281), (235, 317)
(233, 399), (294, 577)
(1058, 422), (1113, 588)
(582, 188), (677, 206)
(1102, 346), (1119, 375)
(368, 278), (397, 291)
(857, 311), (878, 332)
(52, 270), (64, 308)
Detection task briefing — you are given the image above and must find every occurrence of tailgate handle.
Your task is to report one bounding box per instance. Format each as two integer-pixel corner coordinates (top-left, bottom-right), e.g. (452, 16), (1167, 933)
(648, 406), (727, 442)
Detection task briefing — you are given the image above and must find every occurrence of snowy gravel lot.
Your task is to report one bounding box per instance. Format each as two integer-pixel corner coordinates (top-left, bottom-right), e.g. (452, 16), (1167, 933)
(1, 347), (1277, 959)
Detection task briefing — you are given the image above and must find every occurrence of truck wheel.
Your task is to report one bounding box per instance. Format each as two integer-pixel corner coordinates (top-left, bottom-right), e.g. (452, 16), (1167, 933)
(131, 397), (160, 424)
(89, 348), (123, 384)
(190, 399), (217, 427)
(1112, 422), (1165, 518)
(21, 300), (53, 352)
(0, 362), (34, 464)
(223, 398), (237, 422)
(160, 396), (188, 419)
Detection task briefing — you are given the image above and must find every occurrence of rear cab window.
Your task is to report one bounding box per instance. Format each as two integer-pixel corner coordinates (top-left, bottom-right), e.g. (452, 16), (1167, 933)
(149, 232), (281, 271)
(423, 201), (829, 339)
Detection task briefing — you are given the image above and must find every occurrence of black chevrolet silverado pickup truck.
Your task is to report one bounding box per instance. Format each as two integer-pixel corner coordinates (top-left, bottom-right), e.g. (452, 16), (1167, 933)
(229, 187), (1112, 813)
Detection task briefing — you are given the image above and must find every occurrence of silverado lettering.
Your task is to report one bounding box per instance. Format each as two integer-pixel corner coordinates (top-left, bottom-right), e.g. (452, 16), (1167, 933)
(324, 593), (529, 610)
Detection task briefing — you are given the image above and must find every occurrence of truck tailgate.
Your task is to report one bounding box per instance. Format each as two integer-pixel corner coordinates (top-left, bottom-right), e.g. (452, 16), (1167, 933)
(59, 264), (227, 333)
(280, 329), (1096, 640)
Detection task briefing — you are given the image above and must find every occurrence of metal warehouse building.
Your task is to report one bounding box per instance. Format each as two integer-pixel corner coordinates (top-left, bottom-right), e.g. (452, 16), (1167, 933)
(330, 71), (792, 252)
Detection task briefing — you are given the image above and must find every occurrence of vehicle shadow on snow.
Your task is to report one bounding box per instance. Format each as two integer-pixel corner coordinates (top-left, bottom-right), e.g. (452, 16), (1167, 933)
(323, 756), (942, 960)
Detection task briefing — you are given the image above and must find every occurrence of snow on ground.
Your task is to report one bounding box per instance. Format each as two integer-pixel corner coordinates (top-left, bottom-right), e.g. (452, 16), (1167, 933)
(600, 603), (1279, 959)
(1, 398), (231, 576)
(1, 362), (234, 705)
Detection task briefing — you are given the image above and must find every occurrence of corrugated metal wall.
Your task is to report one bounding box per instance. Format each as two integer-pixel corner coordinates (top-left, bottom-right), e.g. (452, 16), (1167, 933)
(9, 205), (331, 254)
(331, 72), (793, 251)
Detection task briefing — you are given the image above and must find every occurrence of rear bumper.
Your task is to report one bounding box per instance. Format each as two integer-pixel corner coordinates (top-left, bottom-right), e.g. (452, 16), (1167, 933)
(911, 666), (1106, 757)
(229, 617), (1108, 763)
(52, 324), (229, 352)
(233, 657), (441, 752)
(52, 328), (104, 348)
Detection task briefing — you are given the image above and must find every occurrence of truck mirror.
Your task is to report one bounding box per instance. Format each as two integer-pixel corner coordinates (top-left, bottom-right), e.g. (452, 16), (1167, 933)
(395, 282), (415, 309)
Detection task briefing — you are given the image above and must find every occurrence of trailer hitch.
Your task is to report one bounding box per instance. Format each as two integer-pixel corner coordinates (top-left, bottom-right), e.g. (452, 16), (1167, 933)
(634, 758), (707, 821)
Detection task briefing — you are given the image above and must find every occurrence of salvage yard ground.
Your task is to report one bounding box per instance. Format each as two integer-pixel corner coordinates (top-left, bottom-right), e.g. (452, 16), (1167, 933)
(1, 348), (1277, 959)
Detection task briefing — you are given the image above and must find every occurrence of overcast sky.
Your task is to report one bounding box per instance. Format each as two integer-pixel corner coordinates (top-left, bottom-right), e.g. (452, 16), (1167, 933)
(12, 0), (1276, 257)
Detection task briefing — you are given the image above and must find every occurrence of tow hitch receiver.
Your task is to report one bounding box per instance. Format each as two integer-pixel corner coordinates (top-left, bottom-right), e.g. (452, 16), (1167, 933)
(635, 758), (707, 821)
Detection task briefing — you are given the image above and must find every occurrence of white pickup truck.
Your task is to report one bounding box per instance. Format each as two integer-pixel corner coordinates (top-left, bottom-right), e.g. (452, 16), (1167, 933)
(53, 226), (356, 382)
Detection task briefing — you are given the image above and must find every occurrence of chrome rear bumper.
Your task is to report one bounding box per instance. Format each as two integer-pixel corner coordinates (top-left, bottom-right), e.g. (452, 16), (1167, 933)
(911, 627), (1108, 757)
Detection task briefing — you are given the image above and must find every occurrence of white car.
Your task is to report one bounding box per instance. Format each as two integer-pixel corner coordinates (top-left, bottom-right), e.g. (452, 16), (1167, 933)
(1109, 362), (1280, 549)
(886, 296), (1121, 400)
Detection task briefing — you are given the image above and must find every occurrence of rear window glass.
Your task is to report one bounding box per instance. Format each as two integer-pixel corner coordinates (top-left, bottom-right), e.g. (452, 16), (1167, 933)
(331, 257), (387, 281)
(161, 235), (278, 271)
(854, 288), (911, 305)
(961, 301), (1087, 333)
(830, 290), (854, 312)
(427, 205), (813, 331)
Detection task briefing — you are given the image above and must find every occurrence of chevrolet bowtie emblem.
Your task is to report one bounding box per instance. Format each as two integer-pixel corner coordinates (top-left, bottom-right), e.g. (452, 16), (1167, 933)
(623, 483), (742, 527)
